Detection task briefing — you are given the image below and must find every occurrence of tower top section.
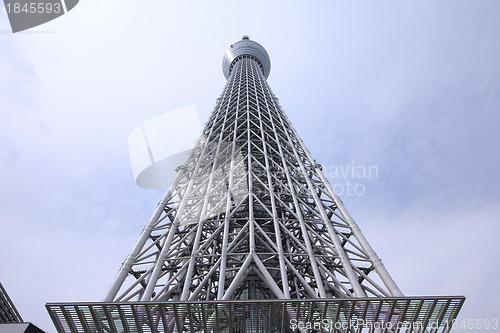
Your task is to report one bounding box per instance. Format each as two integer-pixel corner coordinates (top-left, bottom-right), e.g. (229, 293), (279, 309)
(222, 36), (271, 80)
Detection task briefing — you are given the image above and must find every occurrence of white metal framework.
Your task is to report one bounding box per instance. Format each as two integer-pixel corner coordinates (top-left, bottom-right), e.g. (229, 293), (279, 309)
(103, 37), (404, 304)
(47, 37), (464, 332)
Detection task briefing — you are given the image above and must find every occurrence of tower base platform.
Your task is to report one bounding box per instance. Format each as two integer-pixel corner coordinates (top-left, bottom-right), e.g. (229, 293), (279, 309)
(46, 296), (465, 333)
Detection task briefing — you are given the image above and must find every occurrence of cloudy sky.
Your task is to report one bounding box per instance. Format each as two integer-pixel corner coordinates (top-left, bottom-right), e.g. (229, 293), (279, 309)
(1, 1), (499, 331)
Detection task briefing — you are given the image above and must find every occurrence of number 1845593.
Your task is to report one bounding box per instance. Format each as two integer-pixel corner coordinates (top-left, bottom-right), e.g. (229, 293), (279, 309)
(6, 2), (62, 14)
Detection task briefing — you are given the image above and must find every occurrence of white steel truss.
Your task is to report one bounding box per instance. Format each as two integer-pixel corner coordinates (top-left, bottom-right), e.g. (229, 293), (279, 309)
(102, 38), (405, 305)
(46, 36), (465, 333)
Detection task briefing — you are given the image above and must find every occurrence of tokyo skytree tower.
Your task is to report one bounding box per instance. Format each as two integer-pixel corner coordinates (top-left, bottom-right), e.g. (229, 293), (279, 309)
(47, 36), (464, 333)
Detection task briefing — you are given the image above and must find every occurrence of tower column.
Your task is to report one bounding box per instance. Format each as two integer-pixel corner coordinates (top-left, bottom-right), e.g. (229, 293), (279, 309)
(48, 36), (464, 333)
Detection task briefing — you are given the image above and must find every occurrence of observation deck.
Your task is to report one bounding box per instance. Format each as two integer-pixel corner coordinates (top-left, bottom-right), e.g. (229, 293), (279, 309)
(222, 35), (271, 80)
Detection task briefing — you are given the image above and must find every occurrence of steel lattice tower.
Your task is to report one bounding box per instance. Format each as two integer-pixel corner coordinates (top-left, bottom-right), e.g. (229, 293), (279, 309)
(47, 37), (464, 333)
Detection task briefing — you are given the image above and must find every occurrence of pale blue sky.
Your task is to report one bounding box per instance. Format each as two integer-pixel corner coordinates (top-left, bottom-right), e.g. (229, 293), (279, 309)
(1, 1), (499, 331)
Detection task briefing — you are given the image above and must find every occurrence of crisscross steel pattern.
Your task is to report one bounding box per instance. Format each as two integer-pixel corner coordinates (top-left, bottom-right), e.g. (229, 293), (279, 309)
(101, 48), (405, 304)
(47, 37), (464, 332)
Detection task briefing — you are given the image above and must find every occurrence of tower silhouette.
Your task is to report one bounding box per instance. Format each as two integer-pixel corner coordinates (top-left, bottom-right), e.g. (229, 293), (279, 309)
(47, 37), (464, 333)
